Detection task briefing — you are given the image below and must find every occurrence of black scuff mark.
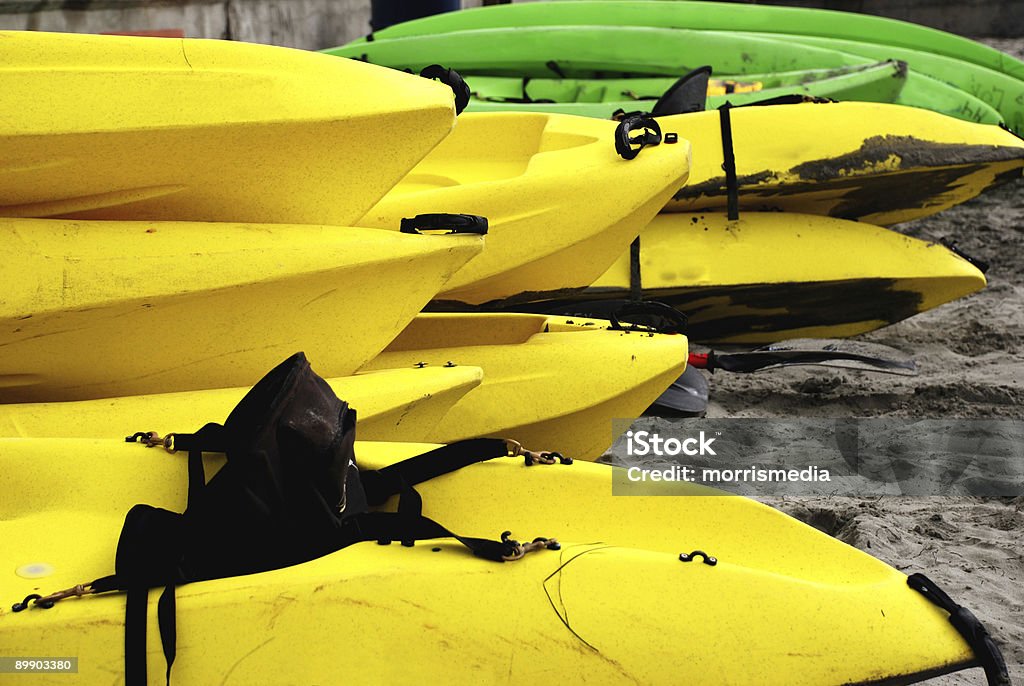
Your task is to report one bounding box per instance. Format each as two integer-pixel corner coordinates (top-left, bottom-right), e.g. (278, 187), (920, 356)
(219, 636), (274, 686)
(542, 543), (613, 652)
(982, 164), (1024, 192)
(180, 39), (193, 71)
(787, 137), (1021, 180)
(515, 278), (926, 343)
(675, 137), (1024, 220)
(678, 163), (1018, 221)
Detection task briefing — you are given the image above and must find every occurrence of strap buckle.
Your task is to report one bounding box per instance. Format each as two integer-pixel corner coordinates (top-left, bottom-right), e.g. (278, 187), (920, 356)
(504, 440), (573, 466)
(126, 431), (177, 453)
(500, 532), (561, 561)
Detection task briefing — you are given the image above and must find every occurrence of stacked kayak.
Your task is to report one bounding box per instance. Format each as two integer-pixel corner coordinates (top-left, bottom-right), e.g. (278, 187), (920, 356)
(526, 213), (987, 343)
(362, 314), (688, 459)
(0, 218), (482, 401)
(0, 366), (485, 441)
(328, 42), (1024, 225)
(0, 30), (458, 224)
(336, 0), (1024, 133)
(0, 313), (689, 460)
(0, 11), (1014, 686)
(360, 112), (692, 307)
(352, 0), (1024, 78)
(659, 102), (1024, 226)
(325, 4), (1024, 344)
(464, 60), (912, 118)
(0, 438), (980, 685)
(330, 24), (1005, 125)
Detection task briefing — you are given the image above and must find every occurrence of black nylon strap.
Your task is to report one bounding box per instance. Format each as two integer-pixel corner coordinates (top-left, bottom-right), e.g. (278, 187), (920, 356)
(163, 423), (222, 508)
(907, 573), (1010, 686)
(342, 512), (513, 562)
(89, 573), (119, 594)
(186, 451), (204, 509)
(629, 237), (642, 303)
(360, 438), (509, 506)
(718, 104), (739, 221)
(167, 423), (229, 454)
(125, 586), (148, 686)
(157, 585), (176, 685)
(108, 437), (520, 686)
(122, 422), (219, 686)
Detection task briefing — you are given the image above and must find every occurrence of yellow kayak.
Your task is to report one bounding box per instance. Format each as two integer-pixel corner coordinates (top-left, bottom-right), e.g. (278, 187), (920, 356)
(360, 313), (687, 460)
(537, 212), (987, 343)
(0, 365), (483, 442)
(0, 30), (456, 224)
(662, 101), (1024, 225)
(0, 438), (984, 684)
(0, 218), (483, 402)
(361, 112), (692, 306)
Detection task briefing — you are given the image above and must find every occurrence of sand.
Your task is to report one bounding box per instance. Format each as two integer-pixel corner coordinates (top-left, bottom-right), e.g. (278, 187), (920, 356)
(604, 38), (1024, 684)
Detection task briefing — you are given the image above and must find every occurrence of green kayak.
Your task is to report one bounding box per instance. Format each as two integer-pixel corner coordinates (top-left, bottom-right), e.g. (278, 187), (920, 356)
(465, 61), (909, 118)
(329, 27), (1002, 125)
(327, 26), (871, 77)
(470, 63), (898, 102)
(347, 0), (1024, 83)
(744, 32), (1024, 135)
(337, 2), (1024, 133)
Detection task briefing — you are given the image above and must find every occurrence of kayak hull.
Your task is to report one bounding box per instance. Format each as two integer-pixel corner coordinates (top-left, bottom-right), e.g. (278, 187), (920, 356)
(349, 0), (1024, 131)
(659, 102), (1024, 225)
(0, 439), (978, 685)
(0, 366), (484, 442)
(362, 112), (692, 306)
(0, 30), (456, 224)
(361, 314), (689, 460)
(525, 213), (986, 344)
(465, 61), (908, 119)
(0, 219), (483, 401)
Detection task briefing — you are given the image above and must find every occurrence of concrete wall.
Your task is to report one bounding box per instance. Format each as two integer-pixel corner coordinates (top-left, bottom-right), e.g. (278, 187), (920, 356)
(498, 0), (1024, 37)
(0, 0), (1021, 45)
(741, 0), (1024, 40)
(0, 0), (370, 49)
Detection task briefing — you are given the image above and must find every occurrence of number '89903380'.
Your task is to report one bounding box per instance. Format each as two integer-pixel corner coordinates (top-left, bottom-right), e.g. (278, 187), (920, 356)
(3, 658), (77, 673)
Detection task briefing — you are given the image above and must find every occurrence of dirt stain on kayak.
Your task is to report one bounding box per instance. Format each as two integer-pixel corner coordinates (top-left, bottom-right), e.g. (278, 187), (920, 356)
(675, 136), (1024, 221)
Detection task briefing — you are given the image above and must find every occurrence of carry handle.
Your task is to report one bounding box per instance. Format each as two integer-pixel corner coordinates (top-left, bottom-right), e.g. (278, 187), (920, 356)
(609, 300), (687, 334)
(615, 114), (663, 160)
(419, 65), (471, 115)
(400, 213), (489, 235)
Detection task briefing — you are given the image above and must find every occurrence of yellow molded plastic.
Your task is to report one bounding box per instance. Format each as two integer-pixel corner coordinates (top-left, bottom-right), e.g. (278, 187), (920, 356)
(0, 439), (975, 685)
(0, 218), (483, 401)
(661, 101), (1024, 225)
(0, 366), (484, 441)
(362, 313), (688, 460)
(362, 112), (692, 306)
(588, 212), (987, 342)
(0, 30), (456, 224)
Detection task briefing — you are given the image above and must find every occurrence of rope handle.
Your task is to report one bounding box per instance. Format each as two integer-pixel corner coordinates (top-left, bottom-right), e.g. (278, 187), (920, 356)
(12, 583), (97, 612)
